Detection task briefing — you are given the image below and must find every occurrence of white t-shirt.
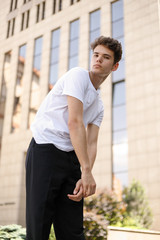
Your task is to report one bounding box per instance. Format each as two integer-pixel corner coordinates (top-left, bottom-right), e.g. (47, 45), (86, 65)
(31, 67), (104, 151)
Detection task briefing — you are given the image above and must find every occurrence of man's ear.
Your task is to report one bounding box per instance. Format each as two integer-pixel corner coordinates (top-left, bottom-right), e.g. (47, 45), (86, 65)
(112, 62), (119, 71)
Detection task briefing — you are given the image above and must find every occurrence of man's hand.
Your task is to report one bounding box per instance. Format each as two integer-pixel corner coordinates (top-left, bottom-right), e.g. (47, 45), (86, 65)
(81, 169), (96, 198)
(67, 179), (83, 202)
(67, 172), (96, 202)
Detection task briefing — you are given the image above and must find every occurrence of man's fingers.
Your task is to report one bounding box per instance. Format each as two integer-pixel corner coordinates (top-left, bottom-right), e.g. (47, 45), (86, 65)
(83, 183), (96, 198)
(68, 186), (83, 202)
(68, 194), (82, 202)
(73, 179), (82, 194)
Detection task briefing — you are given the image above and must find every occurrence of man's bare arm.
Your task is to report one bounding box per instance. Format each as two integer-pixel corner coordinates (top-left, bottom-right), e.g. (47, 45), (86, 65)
(67, 96), (96, 199)
(87, 123), (99, 170)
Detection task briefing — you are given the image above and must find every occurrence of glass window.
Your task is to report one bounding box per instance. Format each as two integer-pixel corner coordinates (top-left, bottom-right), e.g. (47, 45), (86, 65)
(90, 10), (100, 31)
(89, 9), (101, 65)
(34, 37), (43, 56)
(53, 0), (56, 14)
(10, 0), (18, 12)
(49, 64), (58, 86)
(28, 37), (43, 128)
(36, 1), (45, 23)
(49, 28), (60, 87)
(90, 30), (100, 43)
(111, 0), (127, 191)
(111, 0), (123, 22)
(50, 47), (59, 64)
(7, 18), (16, 38)
(59, 0), (62, 11)
(112, 59), (125, 82)
(68, 55), (78, 70)
(113, 172), (128, 188)
(113, 130), (127, 145)
(68, 19), (79, 70)
(70, 20), (79, 39)
(21, 10), (30, 31)
(118, 37), (125, 59)
(69, 39), (79, 56)
(11, 45), (26, 132)
(0, 51), (12, 144)
(112, 19), (124, 39)
(34, 55), (41, 71)
(113, 143), (128, 173)
(113, 81), (126, 106)
(113, 105), (127, 131)
(51, 29), (60, 47)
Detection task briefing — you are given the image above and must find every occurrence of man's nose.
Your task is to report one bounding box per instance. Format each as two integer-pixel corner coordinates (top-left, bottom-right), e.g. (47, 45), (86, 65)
(96, 55), (103, 62)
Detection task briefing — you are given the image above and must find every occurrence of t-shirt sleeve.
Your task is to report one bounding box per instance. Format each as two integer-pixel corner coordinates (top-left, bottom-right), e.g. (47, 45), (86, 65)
(62, 68), (88, 103)
(91, 106), (104, 127)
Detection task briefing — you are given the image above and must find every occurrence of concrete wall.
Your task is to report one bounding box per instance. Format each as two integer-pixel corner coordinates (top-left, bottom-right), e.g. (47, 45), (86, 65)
(124, 0), (160, 229)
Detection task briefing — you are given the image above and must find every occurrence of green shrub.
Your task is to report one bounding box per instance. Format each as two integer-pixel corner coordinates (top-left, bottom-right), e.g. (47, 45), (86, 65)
(122, 180), (153, 229)
(84, 180), (153, 238)
(84, 189), (127, 239)
(84, 211), (108, 239)
(0, 224), (26, 239)
(0, 181), (153, 240)
(84, 189), (126, 225)
(49, 224), (56, 240)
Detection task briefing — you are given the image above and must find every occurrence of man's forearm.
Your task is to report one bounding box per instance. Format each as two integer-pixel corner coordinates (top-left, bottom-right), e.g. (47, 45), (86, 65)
(68, 119), (96, 198)
(69, 120), (91, 171)
(87, 143), (97, 170)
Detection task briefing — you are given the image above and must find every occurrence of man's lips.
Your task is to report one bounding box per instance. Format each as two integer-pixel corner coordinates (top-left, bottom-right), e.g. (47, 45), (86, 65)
(93, 64), (102, 68)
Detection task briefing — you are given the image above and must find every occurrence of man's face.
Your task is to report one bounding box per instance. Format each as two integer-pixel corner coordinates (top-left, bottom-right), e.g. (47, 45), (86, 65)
(90, 45), (118, 77)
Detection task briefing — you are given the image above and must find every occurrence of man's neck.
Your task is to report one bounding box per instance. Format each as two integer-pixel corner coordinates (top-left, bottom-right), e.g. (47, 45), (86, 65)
(89, 71), (108, 90)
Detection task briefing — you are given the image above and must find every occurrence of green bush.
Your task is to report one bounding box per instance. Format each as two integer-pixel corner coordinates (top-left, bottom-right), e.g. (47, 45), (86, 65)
(84, 189), (125, 239)
(122, 180), (153, 229)
(49, 224), (56, 240)
(0, 181), (153, 240)
(84, 189), (126, 225)
(84, 180), (153, 238)
(84, 211), (108, 239)
(0, 224), (26, 239)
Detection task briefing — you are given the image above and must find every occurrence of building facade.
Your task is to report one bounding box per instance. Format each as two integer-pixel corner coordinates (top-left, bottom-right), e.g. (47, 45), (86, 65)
(0, 0), (160, 230)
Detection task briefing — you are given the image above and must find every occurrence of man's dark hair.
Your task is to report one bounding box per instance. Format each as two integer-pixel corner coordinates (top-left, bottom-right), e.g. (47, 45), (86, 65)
(90, 36), (122, 64)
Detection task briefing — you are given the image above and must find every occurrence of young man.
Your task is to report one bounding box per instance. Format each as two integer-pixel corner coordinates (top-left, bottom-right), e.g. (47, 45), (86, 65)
(25, 36), (122, 240)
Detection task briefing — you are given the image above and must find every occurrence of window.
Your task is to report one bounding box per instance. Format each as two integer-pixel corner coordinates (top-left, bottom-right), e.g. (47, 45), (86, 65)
(111, 0), (127, 192)
(112, 82), (128, 188)
(6, 18), (16, 38)
(89, 9), (101, 65)
(70, 0), (80, 5)
(0, 52), (12, 149)
(53, 0), (56, 14)
(36, 1), (45, 23)
(28, 37), (43, 127)
(59, 0), (62, 11)
(112, 0), (125, 83)
(11, 45), (26, 132)
(49, 28), (60, 89)
(10, 0), (18, 12)
(21, 10), (30, 31)
(68, 19), (79, 70)
(24, 0), (31, 3)
(53, 0), (63, 14)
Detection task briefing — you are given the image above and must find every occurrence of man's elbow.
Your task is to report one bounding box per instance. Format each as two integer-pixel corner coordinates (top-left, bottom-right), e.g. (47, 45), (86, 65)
(68, 118), (83, 131)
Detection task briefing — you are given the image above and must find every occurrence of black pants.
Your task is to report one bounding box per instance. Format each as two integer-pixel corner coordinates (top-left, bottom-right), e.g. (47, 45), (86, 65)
(26, 138), (85, 240)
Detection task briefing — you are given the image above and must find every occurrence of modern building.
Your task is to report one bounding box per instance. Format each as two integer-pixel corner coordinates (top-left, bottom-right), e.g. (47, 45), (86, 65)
(0, 0), (160, 230)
